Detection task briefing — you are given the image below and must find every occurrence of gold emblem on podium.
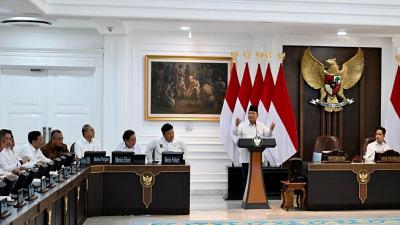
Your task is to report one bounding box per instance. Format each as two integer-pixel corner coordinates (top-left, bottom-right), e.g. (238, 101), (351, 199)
(356, 169), (370, 204)
(139, 171), (156, 208)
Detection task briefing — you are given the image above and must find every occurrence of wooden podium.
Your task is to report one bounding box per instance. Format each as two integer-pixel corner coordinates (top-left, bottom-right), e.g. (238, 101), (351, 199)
(238, 137), (276, 209)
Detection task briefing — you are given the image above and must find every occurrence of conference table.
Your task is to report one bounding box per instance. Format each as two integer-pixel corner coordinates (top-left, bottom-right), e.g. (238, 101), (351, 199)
(307, 162), (400, 210)
(1, 164), (190, 225)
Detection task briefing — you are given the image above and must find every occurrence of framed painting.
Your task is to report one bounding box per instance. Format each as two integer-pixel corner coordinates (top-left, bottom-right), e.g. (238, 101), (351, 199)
(145, 55), (231, 121)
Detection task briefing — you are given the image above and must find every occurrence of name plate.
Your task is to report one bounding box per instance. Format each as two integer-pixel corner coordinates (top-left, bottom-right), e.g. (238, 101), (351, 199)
(162, 152), (184, 165)
(79, 157), (90, 167)
(49, 175), (56, 187)
(327, 155), (348, 162)
(0, 198), (7, 214)
(27, 184), (34, 197)
(114, 156), (132, 164)
(92, 156), (110, 164)
(17, 189), (24, 205)
(41, 178), (47, 191)
(71, 164), (77, 174)
(64, 167), (70, 179)
(378, 156), (400, 163)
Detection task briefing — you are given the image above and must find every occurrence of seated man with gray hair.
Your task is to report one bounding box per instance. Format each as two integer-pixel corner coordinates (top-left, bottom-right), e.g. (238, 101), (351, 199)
(75, 124), (101, 159)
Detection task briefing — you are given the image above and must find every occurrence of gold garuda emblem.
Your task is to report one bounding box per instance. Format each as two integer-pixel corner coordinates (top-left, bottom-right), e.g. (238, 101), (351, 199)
(140, 171), (155, 188)
(301, 48), (365, 112)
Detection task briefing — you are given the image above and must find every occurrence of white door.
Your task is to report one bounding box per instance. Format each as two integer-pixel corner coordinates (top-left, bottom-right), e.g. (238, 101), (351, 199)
(0, 67), (99, 149)
(47, 69), (97, 146)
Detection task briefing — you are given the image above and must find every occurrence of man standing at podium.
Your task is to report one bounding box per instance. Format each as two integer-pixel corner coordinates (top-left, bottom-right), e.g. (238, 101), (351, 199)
(233, 105), (275, 188)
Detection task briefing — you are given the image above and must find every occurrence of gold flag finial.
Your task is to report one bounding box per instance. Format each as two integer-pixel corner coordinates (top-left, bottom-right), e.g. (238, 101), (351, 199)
(265, 51), (272, 63)
(231, 51), (238, 63)
(243, 50), (251, 62)
(256, 51), (263, 63)
(278, 52), (286, 63)
(396, 54), (400, 65)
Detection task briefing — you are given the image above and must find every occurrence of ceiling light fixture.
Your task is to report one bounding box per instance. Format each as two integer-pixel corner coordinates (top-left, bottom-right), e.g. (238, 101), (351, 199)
(1, 16), (54, 27)
(180, 26), (190, 31)
(337, 31), (347, 36)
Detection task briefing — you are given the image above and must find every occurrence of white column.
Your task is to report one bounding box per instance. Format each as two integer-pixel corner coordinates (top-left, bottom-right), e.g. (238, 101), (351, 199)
(102, 35), (132, 152)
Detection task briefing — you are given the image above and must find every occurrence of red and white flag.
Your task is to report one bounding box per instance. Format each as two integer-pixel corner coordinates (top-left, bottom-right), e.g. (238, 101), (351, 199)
(232, 62), (253, 122)
(231, 62), (253, 153)
(267, 63), (299, 165)
(249, 63), (264, 106)
(258, 62), (277, 165)
(258, 63), (275, 124)
(384, 65), (400, 151)
(220, 62), (240, 163)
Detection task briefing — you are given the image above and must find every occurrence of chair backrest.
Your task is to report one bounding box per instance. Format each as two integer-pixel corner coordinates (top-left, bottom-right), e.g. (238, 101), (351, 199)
(288, 158), (305, 182)
(361, 137), (375, 157)
(70, 142), (75, 153)
(313, 136), (340, 153)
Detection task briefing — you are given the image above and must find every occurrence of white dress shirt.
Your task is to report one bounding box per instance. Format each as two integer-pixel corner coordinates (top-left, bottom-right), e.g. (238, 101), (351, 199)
(0, 148), (23, 172)
(0, 149), (12, 177)
(18, 143), (52, 164)
(74, 137), (101, 159)
(233, 120), (272, 163)
(115, 142), (144, 154)
(364, 140), (391, 162)
(146, 137), (188, 163)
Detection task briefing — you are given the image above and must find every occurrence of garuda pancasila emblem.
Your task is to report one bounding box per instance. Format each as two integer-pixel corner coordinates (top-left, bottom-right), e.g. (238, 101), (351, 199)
(301, 48), (365, 112)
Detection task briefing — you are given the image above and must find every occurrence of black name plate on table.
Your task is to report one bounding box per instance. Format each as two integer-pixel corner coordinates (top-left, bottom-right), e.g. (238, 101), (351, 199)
(39, 177), (49, 193)
(162, 152), (184, 165)
(114, 156), (132, 164)
(79, 157), (90, 167)
(378, 156), (400, 163)
(57, 170), (64, 183)
(25, 184), (37, 201)
(0, 197), (8, 216)
(49, 175), (56, 188)
(64, 167), (71, 179)
(92, 156), (110, 164)
(327, 156), (349, 162)
(71, 164), (77, 174)
(14, 189), (26, 208)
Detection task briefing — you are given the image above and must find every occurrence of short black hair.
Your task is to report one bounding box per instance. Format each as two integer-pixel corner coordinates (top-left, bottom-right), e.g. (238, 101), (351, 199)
(82, 124), (92, 136)
(375, 126), (386, 135)
(0, 129), (13, 138)
(28, 131), (42, 144)
(50, 130), (62, 140)
(161, 123), (173, 135)
(0, 130), (6, 144)
(122, 130), (135, 141)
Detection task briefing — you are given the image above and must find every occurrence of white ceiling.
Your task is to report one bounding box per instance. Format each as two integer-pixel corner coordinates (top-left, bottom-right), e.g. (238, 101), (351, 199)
(0, 0), (400, 37)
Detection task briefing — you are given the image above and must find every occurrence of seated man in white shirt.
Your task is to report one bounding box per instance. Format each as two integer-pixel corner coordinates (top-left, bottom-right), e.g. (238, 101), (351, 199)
(146, 123), (188, 163)
(0, 129), (31, 174)
(0, 130), (13, 177)
(75, 124), (101, 159)
(115, 130), (143, 154)
(18, 131), (52, 165)
(233, 105), (275, 189)
(364, 126), (391, 162)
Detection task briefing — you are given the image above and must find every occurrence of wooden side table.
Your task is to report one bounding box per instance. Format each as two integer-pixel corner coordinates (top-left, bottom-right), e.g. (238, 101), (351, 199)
(280, 180), (307, 211)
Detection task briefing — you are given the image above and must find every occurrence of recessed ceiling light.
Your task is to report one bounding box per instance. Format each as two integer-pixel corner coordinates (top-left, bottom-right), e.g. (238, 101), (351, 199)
(1, 16), (54, 27)
(188, 31), (192, 39)
(337, 31), (347, 36)
(180, 26), (190, 31)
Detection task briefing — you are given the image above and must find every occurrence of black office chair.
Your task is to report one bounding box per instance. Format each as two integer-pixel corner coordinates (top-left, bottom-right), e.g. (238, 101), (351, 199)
(70, 143), (75, 153)
(288, 158), (305, 183)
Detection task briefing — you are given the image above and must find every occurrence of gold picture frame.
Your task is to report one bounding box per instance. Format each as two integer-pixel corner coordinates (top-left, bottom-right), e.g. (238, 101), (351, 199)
(145, 55), (232, 121)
